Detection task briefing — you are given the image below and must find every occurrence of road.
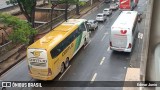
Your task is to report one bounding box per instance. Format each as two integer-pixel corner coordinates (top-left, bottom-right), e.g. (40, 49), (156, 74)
(0, 0), (12, 9)
(0, 0), (148, 90)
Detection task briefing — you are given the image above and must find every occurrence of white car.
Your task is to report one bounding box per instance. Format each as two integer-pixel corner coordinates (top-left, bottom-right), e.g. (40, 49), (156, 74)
(103, 8), (112, 16)
(96, 13), (107, 22)
(87, 20), (98, 31)
(110, 3), (118, 10)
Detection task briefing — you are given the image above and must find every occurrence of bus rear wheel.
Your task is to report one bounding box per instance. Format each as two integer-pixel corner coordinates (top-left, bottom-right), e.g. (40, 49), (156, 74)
(60, 63), (65, 73)
(65, 58), (70, 68)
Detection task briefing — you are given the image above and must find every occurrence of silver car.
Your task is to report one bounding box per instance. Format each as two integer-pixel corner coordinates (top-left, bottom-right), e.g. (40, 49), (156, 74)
(110, 3), (118, 10)
(96, 13), (107, 22)
(103, 8), (112, 16)
(87, 20), (98, 31)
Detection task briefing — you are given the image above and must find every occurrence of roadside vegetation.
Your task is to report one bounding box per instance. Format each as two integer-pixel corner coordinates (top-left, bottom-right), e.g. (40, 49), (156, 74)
(0, 13), (37, 44)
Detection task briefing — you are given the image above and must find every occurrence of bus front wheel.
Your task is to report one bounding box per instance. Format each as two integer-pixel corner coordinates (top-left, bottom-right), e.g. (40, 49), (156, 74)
(84, 38), (87, 46)
(60, 63), (65, 73)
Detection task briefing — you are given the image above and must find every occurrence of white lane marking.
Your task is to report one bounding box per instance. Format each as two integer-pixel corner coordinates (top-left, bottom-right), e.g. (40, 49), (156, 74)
(101, 32), (108, 41)
(59, 65), (71, 80)
(100, 57), (106, 65)
(84, 40), (91, 49)
(99, 25), (104, 31)
(107, 46), (110, 51)
(91, 73), (97, 81)
(101, 34), (107, 41)
(104, 32), (108, 34)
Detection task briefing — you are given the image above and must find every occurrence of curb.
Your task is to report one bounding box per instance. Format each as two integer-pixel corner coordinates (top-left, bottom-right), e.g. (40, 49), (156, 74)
(0, 52), (26, 76)
(0, 45), (25, 63)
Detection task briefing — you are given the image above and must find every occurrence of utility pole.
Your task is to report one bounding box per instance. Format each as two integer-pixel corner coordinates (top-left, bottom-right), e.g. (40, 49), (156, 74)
(65, 0), (68, 21)
(50, 0), (58, 30)
(76, 0), (80, 15)
(91, 0), (93, 6)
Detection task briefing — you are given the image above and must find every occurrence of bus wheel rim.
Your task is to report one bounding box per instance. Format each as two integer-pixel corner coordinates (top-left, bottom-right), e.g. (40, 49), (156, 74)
(65, 59), (69, 68)
(60, 63), (64, 73)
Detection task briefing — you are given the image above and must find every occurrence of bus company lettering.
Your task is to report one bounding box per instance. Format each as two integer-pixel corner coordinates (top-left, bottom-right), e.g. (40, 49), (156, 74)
(62, 43), (74, 56)
(29, 58), (47, 63)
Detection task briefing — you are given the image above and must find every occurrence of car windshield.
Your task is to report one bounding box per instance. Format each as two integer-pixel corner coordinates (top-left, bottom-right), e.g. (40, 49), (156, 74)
(104, 9), (109, 11)
(110, 4), (115, 7)
(97, 15), (103, 17)
(88, 20), (94, 23)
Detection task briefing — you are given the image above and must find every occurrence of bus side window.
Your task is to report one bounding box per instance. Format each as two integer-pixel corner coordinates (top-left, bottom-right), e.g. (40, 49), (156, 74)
(75, 28), (81, 37)
(79, 23), (86, 31)
(50, 46), (59, 58)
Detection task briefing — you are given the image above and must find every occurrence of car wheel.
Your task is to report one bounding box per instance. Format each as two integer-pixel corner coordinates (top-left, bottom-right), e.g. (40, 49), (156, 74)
(84, 38), (87, 46)
(96, 25), (98, 29)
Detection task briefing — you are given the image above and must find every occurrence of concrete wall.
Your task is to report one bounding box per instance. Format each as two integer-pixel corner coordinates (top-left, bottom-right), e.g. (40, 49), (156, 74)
(146, 0), (160, 81)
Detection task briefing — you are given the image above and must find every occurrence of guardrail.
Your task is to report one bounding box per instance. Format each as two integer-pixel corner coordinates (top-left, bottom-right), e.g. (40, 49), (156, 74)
(0, 41), (12, 55)
(35, 0), (91, 33)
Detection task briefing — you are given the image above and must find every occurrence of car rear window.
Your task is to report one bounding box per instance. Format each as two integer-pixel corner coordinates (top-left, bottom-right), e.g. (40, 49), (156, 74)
(97, 15), (103, 17)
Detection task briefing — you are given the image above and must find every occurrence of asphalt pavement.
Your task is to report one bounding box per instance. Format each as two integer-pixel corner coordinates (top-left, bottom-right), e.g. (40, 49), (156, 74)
(0, 0), (148, 90)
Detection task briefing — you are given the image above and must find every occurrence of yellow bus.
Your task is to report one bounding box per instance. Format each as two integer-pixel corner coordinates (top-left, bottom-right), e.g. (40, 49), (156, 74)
(27, 19), (90, 80)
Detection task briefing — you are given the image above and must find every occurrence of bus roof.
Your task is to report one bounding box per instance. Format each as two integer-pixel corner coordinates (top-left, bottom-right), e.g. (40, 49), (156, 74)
(28, 19), (86, 50)
(111, 11), (138, 30)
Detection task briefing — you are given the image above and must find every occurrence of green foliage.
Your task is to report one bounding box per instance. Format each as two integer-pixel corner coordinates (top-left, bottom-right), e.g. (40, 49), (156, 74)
(79, 1), (86, 6)
(0, 13), (37, 44)
(6, 0), (17, 5)
(6, 0), (34, 14)
(58, 0), (77, 4)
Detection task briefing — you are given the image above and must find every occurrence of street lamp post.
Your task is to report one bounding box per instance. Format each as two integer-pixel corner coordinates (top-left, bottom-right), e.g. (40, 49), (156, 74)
(65, 0), (68, 21)
(76, 0), (80, 15)
(50, 0), (59, 30)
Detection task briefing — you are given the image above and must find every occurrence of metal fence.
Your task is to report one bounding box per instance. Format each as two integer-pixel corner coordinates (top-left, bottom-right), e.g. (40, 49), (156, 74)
(0, 41), (13, 56)
(36, 0), (94, 33)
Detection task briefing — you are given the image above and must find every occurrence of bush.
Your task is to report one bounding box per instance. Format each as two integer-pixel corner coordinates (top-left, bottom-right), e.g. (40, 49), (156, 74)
(0, 13), (37, 44)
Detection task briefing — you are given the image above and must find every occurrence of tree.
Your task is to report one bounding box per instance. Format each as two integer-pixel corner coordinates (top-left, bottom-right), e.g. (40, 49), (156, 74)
(0, 13), (37, 44)
(6, 0), (37, 44)
(56, 0), (79, 20)
(6, 0), (36, 28)
(76, 0), (80, 15)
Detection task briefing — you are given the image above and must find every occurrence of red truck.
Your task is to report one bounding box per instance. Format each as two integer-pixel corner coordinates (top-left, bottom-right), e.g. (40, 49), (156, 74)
(119, 0), (139, 10)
